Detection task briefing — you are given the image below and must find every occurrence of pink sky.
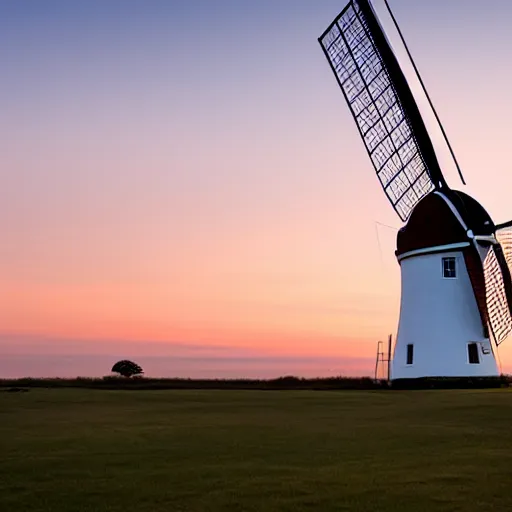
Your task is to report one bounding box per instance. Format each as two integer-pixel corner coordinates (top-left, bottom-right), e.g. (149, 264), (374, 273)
(3, 0), (512, 378)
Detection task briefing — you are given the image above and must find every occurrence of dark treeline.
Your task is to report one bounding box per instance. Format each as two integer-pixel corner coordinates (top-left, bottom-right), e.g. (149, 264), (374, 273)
(1, 375), (510, 391)
(0, 376), (381, 391)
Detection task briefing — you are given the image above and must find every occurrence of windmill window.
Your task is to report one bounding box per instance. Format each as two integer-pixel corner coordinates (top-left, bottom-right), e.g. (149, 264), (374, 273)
(468, 343), (480, 364)
(406, 344), (414, 365)
(442, 257), (457, 278)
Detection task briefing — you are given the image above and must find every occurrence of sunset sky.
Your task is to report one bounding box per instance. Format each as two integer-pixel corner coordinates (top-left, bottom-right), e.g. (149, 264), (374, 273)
(3, 0), (512, 378)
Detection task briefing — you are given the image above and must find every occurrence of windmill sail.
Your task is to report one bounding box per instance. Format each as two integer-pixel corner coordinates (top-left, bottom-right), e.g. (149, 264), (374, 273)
(485, 221), (512, 344)
(319, 0), (447, 221)
(484, 243), (512, 345)
(496, 221), (512, 271)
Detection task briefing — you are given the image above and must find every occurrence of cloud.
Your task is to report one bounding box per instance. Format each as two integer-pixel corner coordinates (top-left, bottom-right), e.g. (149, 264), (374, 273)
(0, 332), (250, 357)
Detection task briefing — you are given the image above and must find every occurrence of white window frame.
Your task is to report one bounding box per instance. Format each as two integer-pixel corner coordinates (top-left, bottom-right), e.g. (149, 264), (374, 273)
(442, 257), (457, 279)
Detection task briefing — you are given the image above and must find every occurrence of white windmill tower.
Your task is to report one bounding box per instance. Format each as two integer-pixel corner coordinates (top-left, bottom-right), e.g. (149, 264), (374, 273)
(319, 0), (512, 381)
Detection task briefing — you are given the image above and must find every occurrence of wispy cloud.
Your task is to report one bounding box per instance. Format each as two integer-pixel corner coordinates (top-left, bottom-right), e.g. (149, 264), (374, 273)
(0, 332), (254, 357)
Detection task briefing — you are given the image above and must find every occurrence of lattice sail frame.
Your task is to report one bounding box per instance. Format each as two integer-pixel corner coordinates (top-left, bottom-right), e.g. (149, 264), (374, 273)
(319, 0), (444, 221)
(480, 223), (512, 346)
(484, 245), (512, 345)
(496, 223), (512, 272)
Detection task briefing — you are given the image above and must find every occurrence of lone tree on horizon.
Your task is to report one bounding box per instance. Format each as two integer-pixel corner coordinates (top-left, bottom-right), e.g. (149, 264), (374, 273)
(111, 360), (144, 378)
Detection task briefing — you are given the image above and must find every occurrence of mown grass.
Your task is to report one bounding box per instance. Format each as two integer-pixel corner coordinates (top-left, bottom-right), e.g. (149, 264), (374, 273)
(2, 388), (512, 511)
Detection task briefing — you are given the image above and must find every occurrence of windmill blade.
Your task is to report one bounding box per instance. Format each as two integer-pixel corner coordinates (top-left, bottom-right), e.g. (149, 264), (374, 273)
(319, 0), (447, 221)
(483, 244), (512, 345)
(495, 223), (512, 331)
(496, 221), (512, 270)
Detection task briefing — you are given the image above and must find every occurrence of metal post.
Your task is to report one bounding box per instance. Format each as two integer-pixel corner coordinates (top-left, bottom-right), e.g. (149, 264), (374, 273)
(387, 334), (393, 381)
(375, 341), (383, 380)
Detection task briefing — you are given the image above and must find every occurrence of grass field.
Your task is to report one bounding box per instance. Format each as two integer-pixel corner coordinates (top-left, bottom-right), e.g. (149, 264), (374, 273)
(2, 389), (512, 511)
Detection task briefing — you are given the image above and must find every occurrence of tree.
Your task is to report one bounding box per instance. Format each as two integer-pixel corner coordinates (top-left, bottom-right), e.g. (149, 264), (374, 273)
(111, 360), (143, 378)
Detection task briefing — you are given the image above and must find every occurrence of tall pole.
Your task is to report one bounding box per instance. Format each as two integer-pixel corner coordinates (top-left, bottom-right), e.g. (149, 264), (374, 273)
(387, 334), (392, 381)
(375, 341), (382, 380)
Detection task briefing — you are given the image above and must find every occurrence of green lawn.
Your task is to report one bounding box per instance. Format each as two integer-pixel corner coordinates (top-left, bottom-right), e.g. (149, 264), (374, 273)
(2, 388), (512, 511)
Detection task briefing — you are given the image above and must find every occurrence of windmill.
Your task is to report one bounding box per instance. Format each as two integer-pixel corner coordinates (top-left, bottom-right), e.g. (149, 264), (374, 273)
(318, 0), (512, 380)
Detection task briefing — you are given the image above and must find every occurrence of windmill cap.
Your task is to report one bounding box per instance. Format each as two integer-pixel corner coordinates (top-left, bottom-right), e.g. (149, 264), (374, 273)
(396, 190), (495, 257)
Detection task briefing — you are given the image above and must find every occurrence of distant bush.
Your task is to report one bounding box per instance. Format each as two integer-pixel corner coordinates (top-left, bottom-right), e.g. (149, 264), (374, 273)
(111, 360), (143, 378)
